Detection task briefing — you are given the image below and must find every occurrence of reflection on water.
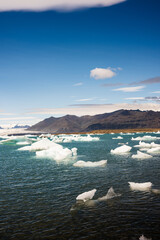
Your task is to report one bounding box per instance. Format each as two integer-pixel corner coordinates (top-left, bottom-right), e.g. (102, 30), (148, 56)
(0, 133), (160, 239)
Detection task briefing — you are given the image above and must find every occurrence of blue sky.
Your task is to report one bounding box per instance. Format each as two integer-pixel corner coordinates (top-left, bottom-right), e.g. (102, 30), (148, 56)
(0, 0), (160, 126)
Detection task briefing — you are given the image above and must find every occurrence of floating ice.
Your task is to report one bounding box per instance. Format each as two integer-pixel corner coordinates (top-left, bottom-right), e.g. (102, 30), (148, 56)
(134, 141), (160, 149)
(51, 134), (100, 143)
(16, 141), (31, 145)
(112, 136), (123, 140)
(128, 182), (152, 191)
(36, 146), (75, 161)
(98, 187), (121, 201)
(147, 147), (160, 154)
(132, 135), (159, 141)
(76, 189), (97, 202)
(151, 189), (160, 194)
(111, 145), (132, 154)
(139, 235), (152, 240)
(73, 160), (107, 167)
(18, 138), (77, 161)
(132, 151), (152, 159)
(18, 138), (57, 151)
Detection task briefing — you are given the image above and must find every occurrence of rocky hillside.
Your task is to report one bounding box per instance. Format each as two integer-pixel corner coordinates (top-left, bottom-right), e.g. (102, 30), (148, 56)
(28, 109), (160, 134)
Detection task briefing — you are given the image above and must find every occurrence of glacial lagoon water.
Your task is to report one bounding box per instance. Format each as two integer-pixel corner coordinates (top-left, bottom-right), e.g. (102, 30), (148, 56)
(0, 133), (160, 240)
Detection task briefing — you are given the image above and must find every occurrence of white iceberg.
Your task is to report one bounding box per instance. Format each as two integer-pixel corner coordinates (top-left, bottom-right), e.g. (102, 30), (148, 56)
(36, 147), (75, 161)
(76, 189), (97, 202)
(132, 135), (159, 141)
(73, 160), (107, 167)
(128, 182), (152, 191)
(98, 187), (121, 201)
(51, 134), (100, 143)
(18, 138), (57, 151)
(111, 145), (132, 154)
(139, 235), (152, 240)
(134, 141), (160, 149)
(147, 147), (160, 154)
(112, 136), (123, 140)
(132, 151), (152, 159)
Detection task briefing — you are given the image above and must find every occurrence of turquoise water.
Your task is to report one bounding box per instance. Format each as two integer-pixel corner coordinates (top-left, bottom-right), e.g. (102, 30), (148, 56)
(0, 133), (160, 240)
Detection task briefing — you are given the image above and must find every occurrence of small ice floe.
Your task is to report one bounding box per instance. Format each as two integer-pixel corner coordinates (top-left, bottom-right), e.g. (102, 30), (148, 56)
(151, 189), (160, 194)
(73, 160), (107, 168)
(132, 151), (152, 159)
(98, 187), (121, 201)
(111, 145), (132, 154)
(51, 134), (100, 143)
(132, 136), (159, 141)
(19, 138), (77, 161)
(36, 147), (75, 161)
(134, 141), (160, 149)
(147, 147), (160, 154)
(139, 234), (152, 240)
(19, 138), (58, 151)
(112, 136), (123, 140)
(128, 182), (152, 191)
(16, 141), (31, 145)
(76, 189), (97, 202)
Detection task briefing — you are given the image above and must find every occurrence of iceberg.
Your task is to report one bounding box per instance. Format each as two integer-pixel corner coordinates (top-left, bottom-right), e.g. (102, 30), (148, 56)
(36, 147), (75, 161)
(18, 138), (57, 151)
(76, 189), (97, 202)
(73, 160), (107, 167)
(111, 145), (132, 154)
(112, 136), (123, 140)
(51, 134), (100, 143)
(132, 135), (159, 141)
(147, 147), (160, 154)
(98, 187), (121, 201)
(128, 182), (152, 191)
(134, 141), (160, 149)
(132, 151), (152, 159)
(139, 235), (152, 240)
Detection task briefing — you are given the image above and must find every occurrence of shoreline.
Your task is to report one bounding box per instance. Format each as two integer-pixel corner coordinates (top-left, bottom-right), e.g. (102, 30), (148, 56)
(1, 128), (160, 136)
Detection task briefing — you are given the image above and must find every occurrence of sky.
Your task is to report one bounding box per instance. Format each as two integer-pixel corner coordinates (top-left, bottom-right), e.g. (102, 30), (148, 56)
(0, 0), (160, 127)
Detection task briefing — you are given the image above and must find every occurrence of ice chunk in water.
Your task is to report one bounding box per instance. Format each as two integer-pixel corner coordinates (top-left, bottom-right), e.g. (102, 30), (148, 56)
(76, 189), (97, 202)
(98, 187), (121, 201)
(111, 145), (132, 154)
(132, 151), (152, 159)
(128, 182), (152, 191)
(112, 136), (123, 139)
(139, 235), (152, 240)
(73, 160), (107, 167)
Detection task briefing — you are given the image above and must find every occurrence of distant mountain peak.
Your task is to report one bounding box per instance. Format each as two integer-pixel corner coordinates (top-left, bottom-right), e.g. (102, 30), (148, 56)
(27, 109), (160, 134)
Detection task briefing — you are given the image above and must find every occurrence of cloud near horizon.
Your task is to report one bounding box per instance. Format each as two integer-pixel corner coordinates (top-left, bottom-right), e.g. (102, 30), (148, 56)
(0, 0), (126, 12)
(28, 102), (160, 116)
(130, 76), (160, 85)
(90, 67), (116, 80)
(113, 86), (145, 92)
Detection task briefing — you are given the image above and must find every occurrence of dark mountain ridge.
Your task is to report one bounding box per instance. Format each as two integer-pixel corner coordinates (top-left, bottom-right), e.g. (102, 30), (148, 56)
(28, 109), (160, 134)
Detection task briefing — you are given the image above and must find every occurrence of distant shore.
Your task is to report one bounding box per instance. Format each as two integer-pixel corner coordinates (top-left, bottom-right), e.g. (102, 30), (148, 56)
(1, 128), (160, 136)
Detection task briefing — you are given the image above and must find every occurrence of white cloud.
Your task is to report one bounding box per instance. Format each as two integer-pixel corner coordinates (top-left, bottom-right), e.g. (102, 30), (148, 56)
(0, 117), (36, 121)
(90, 67), (116, 80)
(73, 82), (83, 87)
(28, 103), (160, 116)
(125, 97), (145, 100)
(0, 0), (126, 12)
(113, 86), (145, 92)
(152, 91), (160, 93)
(76, 98), (94, 102)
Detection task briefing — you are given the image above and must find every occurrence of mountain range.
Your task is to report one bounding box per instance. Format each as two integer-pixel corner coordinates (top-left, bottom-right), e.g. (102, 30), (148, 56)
(28, 109), (160, 134)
